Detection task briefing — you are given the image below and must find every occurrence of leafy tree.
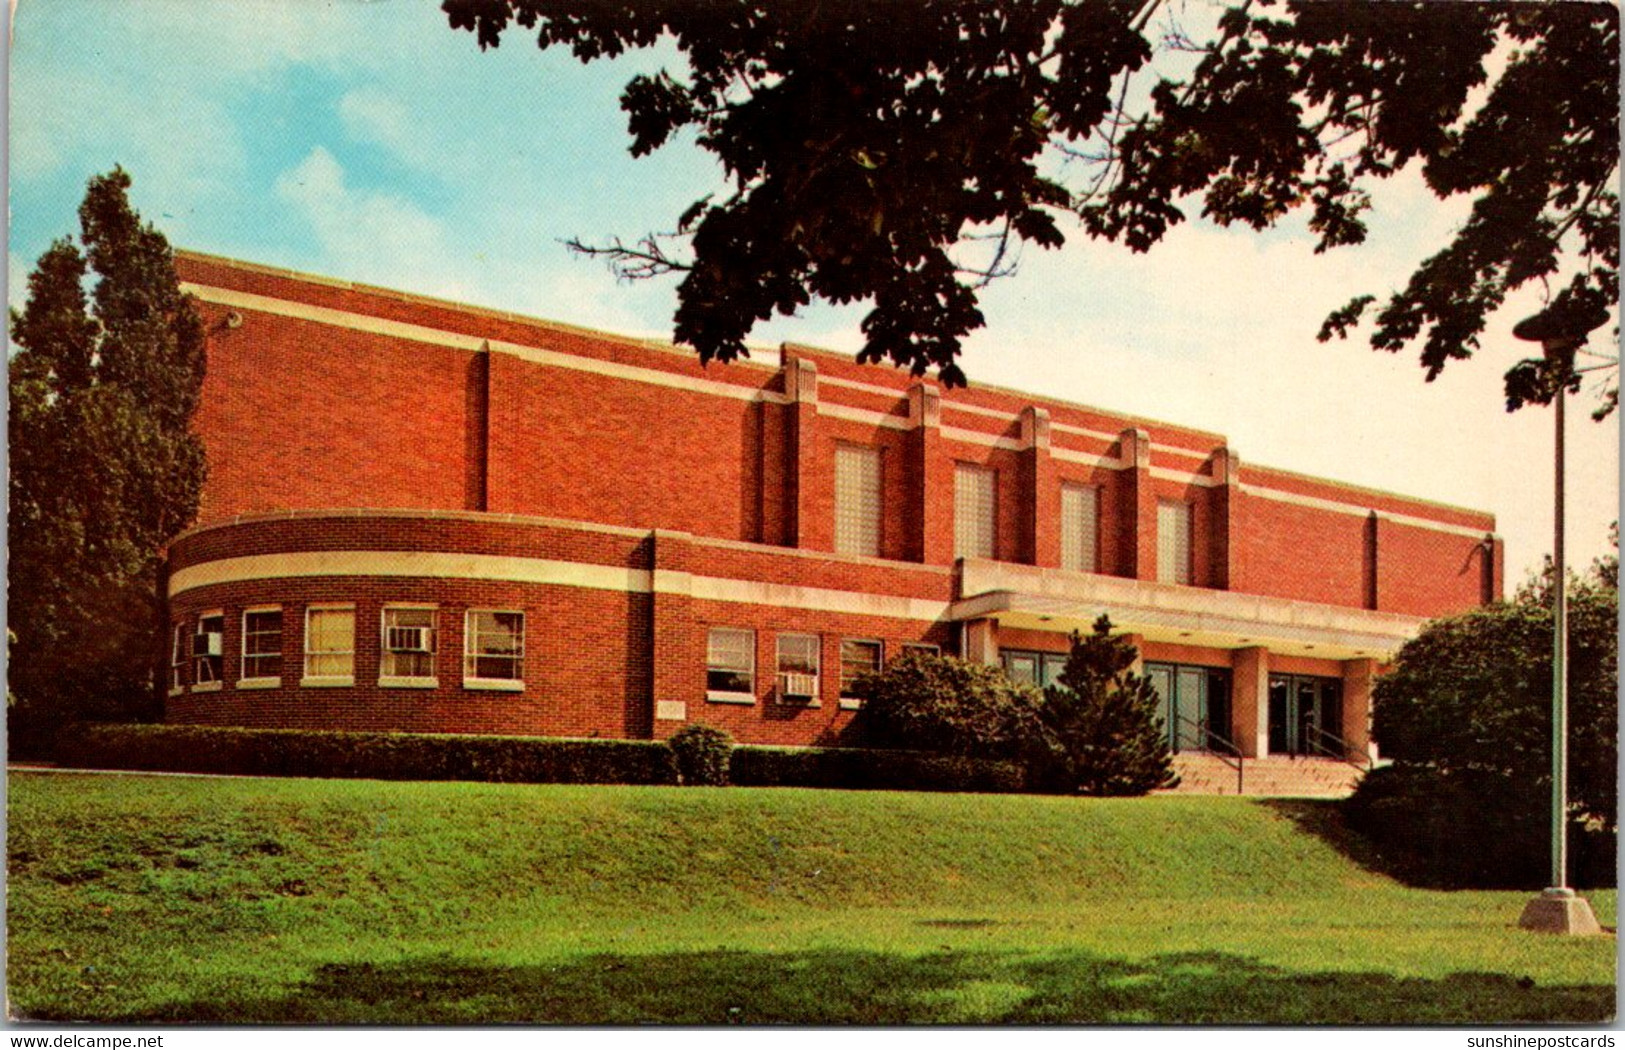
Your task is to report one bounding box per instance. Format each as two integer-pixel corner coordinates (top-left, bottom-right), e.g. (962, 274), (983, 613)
(1037, 616), (1178, 796)
(852, 650), (1050, 763)
(444, 1), (1617, 409)
(1346, 560), (1617, 887)
(8, 168), (207, 749)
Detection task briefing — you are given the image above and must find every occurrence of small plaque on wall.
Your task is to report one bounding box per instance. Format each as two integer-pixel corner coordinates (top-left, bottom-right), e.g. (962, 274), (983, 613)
(655, 700), (687, 721)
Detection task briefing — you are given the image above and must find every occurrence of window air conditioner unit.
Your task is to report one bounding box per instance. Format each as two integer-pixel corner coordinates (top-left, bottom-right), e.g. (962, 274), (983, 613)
(386, 626), (432, 653)
(778, 672), (818, 699)
(193, 632), (223, 658)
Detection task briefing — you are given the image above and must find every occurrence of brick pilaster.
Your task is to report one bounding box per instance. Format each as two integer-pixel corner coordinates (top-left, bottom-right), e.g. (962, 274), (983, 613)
(1119, 427), (1157, 581)
(649, 529), (698, 738)
(908, 383), (952, 565)
(1021, 406), (1057, 566)
(1210, 446), (1238, 590)
(784, 355), (826, 551)
(1341, 657), (1377, 761)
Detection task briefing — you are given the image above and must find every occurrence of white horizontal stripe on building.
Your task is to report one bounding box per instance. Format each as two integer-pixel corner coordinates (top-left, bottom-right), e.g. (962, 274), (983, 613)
(169, 551), (951, 623)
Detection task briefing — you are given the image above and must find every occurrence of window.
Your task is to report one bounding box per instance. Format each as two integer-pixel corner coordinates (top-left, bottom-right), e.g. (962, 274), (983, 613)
(1061, 483), (1099, 573)
(465, 610), (524, 688)
(1146, 662), (1232, 752)
(193, 612), (224, 689)
(303, 605), (355, 684)
(954, 463), (997, 559)
(170, 623), (187, 694)
(706, 627), (755, 700)
(240, 608), (283, 684)
(381, 607), (437, 684)
(1157, 499), (1193, 585)
(834, 443), (883, 557)
(776, 633), (821, 703)
(839, 639), (882, 709)
(902, 642), (941, 657)
(1002, 649), (1067, 690)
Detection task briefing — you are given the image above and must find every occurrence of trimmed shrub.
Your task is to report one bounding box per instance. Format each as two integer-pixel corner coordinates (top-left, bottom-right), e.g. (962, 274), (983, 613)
(669, 723), (733, 786)
(730, 744), (1025, 794)
(1343, 763), (1616, 890)
(850, 651), (1051, 763)
(56, 723), (678, 786)
(1038, 617), (1179, 796)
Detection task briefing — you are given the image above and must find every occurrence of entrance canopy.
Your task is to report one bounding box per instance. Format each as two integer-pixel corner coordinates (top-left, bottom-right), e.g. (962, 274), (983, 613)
(948, 559), (1425, 662)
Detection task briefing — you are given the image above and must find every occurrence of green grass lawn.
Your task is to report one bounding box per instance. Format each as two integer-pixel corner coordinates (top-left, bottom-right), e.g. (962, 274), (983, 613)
(7, 771), (1616, 1024)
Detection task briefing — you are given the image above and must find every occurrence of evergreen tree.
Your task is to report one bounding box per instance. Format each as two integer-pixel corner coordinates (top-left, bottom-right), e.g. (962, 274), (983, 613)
(1039, 616), (1178, 796)
(8, 168), (206, 750)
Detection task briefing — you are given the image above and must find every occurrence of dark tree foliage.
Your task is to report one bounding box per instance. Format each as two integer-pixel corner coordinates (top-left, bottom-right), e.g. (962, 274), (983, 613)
(1038, 616), (1177, 796)
(851, 650), (1050, 763)
(8, 168), (207, 748)
(1346, 560), (1617, 888)
(444, 0), (1617, 410)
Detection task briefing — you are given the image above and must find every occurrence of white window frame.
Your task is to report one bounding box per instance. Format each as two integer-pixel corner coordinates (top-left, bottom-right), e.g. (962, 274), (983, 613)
(238, 606), (283, 689)
(1157, 499), (1194, 586)
(1060, 482), (1100, 574)
(192, 610), (225, 693)
(954, 462), (997, 560)
(776, 633), (822, 706)
(833, 442), (883, 558)
(302, 604), (356, 687)
(705, 626), (756, 704)
(380, 605), (439, 688)
(838, 638), (883, 710)
(464, 609), (525, 691)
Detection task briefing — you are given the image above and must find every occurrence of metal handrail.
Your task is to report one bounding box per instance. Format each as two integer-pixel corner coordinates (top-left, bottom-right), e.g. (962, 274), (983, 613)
(1172, 713), (1245, 795)
(1303, 723), (1373, 774)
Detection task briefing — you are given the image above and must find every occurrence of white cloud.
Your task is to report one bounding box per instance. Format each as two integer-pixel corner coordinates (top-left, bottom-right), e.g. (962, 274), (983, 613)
(274, 147), (459, 295)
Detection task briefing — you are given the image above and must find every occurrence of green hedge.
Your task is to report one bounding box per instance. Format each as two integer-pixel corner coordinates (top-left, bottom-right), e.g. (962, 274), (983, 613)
(55, 723), (1028, 795)
(56, 723), (679, 785)
(730, 744), (1027, 794)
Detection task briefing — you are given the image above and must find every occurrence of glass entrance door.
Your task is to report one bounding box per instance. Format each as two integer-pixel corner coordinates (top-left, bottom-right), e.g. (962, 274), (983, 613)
(1267, 674), (1344, 755)
(1145, 663), (1231, 752)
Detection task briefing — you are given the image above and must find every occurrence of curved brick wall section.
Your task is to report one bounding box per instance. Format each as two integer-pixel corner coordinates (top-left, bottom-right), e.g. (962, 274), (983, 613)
(166, 511), (956, 743)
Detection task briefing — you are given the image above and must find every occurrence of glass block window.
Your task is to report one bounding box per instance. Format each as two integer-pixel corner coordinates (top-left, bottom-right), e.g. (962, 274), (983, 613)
(840, 639), (883, 696)
(465, 610), (524, 682)
(834, 443), (883, 557)
(706, 627), (755, 694)
(382, 607), (436, 678)
(1060, 483), (1099, 573)
(241, 608), (283, 680)
(954, 463), (996, 559)
(304, 606), (355, 679)
(194, 611), (224, 685)
(1157, 499), (1193, 585)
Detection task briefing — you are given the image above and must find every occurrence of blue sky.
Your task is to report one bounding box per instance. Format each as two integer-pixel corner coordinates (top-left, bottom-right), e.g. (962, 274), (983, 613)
(9, 0), (1618, 583)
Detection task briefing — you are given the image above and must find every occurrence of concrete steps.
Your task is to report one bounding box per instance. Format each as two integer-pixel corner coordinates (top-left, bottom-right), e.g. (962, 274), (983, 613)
(1160, 752), (1365, 798)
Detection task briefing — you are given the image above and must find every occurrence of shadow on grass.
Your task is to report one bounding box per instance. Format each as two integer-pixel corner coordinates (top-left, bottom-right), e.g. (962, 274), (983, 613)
(1257, 799), (1406, 880)
(101, 947), (1612, 1025)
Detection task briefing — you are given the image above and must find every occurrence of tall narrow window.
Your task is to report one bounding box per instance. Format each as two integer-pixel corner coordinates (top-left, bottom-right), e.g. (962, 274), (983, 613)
(381, 607), (437, 682)
(193, 611), (224, 688)
(240, 608), (283, 682)
(776, 633), (821, 702)
(170, 623), (187, 694)
(303, 606), (355, 683)
(706, 627), (755, 698)
(839, 639), (883, 709)
(465, 610), (524, 687)
(834, 443), (883, 557)
(1060, 483), (1099, 573)
(1157, 499), (1193, 585)
(954, 463), (996, 559)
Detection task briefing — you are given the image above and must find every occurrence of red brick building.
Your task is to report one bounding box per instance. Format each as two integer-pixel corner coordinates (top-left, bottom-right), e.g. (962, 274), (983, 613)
(164, 251), (1502, 760)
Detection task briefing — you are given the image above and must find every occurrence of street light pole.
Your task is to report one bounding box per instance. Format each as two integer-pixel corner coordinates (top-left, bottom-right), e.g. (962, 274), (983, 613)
(1513, 304), (1606, 936)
